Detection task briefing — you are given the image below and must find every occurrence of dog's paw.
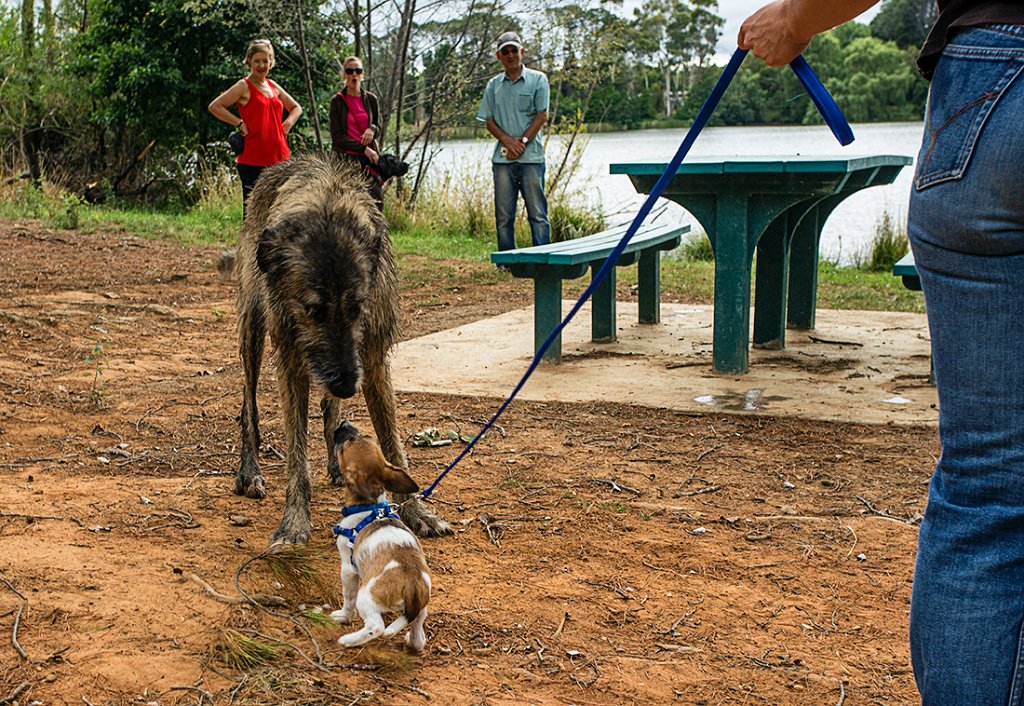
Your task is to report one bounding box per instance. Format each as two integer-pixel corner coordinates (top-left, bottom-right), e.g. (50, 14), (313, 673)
(234, 473), (266, 500)
(338, 632), (362, 648)
(330, 609), (355, 624)
(400, 502), (453, 538)
(270, 528), (310, 546)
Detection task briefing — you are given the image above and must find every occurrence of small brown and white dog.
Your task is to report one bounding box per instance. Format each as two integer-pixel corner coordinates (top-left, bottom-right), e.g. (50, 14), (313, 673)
(329, 421), (431, 652)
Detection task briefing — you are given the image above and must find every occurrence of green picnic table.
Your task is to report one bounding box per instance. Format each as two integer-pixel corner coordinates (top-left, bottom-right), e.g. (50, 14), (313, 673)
(611, 155), (913, 373)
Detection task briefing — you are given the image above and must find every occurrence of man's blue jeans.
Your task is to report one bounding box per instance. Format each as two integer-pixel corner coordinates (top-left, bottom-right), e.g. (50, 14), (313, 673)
(493, 162), (550, 251)
(908, 25), (1024, 706)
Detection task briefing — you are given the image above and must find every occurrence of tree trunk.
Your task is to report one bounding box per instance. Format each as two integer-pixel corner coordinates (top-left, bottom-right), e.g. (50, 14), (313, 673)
(351, 0), (361, 56)
(293, 0), (323, 149)
(662, 62), (672, 117)
(21, 0), (34, 60)
(364, 3), (373, 83)
(41, 0), (55, 66)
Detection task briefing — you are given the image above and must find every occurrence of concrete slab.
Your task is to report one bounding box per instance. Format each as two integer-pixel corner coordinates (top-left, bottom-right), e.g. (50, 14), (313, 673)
(392, 302), (937, 426)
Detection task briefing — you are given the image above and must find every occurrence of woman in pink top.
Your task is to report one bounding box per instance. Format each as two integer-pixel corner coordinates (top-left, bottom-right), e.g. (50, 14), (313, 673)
(329, 56), (384, 206)
(208, 39), (302, 214)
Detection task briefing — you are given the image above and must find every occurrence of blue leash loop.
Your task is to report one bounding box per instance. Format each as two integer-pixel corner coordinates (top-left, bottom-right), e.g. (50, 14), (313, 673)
(418, 48), (853, 500)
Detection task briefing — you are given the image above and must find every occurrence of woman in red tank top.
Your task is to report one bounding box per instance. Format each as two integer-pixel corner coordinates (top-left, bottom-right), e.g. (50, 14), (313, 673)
(208, 39), (302, 213)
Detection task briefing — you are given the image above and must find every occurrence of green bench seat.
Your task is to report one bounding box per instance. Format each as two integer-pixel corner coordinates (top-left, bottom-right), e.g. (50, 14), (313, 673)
(490, 223), (689, 363)
(894, 250), (932, 382)
(894, 251), (920, 291)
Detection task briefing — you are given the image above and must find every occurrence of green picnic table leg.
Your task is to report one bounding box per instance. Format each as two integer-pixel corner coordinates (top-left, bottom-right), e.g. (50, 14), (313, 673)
(786, 204), (820, 330)
(535, 273), (562, 364)
(591, 263), (617, 342)
(753, 199), (819, 348)
(638, 249), (661, 324)
(752, 213), (791, 349)
(711, 194), (756, 374)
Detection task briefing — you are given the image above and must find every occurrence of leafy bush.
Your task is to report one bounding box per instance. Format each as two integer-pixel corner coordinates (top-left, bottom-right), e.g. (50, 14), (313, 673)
(678, 231), (714, 261)
(864, 211), (909, 272)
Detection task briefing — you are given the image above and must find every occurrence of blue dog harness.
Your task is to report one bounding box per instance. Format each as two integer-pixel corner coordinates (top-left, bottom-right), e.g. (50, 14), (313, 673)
(331, 501), (400, 549)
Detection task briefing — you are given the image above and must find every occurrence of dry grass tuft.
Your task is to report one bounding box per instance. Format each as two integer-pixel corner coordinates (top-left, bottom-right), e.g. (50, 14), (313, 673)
(215, 629), (280, 670)
(261, 544), (337, 604)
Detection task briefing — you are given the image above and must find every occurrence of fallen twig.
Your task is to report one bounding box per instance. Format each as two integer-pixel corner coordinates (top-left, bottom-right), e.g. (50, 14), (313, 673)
(188, 573), (287, 607)
(234, 628), (328, 672)
(808, 335), (863, 347)
(12, 603), (27, 659)
(589, 478), (641, 495)
(580, 579), (631, 600)
(857, 496), (917, 524)
(551, 611), (569, 638)
(0, 682), (30, 706)
(675, 485), (720, 498)
(836, 678), (846, 706)
(696, 443), (724, 462)
(0, 512), (64, 522)
(166, 685), (214, 704)
(845, 525), (858, 559)
(569, 659), (600, 687)
(0, 575), (26, 601)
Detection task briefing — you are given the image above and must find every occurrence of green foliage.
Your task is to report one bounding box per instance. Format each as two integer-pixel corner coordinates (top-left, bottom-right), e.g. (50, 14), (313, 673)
(549, 199), (604, 243)
(870, 0), (938, 49)
(677, 231), (714, 261)
(391, 150), (603, 248)
(861, 211), (910, 273)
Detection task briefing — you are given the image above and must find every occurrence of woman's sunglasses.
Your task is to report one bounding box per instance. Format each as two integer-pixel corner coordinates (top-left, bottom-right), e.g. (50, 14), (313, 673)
(345, 67), (364, 75)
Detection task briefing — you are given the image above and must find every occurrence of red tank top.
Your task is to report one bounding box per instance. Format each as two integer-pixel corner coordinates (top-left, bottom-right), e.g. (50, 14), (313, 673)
(237, 78), (290, 167)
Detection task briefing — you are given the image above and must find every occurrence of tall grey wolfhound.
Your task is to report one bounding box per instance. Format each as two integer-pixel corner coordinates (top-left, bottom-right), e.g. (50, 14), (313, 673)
(234, 154), (449, 544)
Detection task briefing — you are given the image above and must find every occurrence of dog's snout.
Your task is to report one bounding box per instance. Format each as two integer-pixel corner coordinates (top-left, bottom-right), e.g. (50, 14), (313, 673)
(329, 377), (359, 399)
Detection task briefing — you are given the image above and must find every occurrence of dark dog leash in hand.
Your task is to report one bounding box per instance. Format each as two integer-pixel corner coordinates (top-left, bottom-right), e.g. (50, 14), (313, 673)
(416, 48), (854, 500)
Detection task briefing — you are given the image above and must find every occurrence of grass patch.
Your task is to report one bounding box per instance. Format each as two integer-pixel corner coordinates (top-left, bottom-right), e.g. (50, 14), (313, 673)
(862, 211), (910, 273)
(677, 231), (714, 262)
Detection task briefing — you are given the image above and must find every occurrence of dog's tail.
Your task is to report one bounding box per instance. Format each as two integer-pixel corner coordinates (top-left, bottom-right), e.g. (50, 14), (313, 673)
(403, 572), (430, 623)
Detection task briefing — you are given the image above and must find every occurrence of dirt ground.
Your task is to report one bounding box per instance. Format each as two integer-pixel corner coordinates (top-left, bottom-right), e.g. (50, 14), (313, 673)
(0, 220), (938, 705)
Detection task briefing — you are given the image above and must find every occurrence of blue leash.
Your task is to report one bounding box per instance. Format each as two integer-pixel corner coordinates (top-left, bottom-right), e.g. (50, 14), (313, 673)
(418, 48), (853, 500)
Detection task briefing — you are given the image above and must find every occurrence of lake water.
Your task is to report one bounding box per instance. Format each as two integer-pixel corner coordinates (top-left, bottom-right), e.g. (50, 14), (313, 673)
(430, 122), (924, 264)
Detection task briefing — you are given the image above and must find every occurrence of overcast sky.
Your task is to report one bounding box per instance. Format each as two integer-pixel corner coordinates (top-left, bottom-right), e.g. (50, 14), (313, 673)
(715, 2), (882, 60)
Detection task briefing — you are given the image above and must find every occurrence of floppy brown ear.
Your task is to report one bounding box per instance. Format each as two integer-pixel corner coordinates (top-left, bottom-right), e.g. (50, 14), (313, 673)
(381, 465), (420, 495)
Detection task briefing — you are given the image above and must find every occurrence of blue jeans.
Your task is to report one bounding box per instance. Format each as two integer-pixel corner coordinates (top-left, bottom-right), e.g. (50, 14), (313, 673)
(493, 162), (550, 251)
(908, 25), (1024, 706)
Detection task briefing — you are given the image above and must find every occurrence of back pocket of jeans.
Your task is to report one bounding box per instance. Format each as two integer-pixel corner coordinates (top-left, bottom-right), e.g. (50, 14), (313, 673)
(916, 53), (1024, 191)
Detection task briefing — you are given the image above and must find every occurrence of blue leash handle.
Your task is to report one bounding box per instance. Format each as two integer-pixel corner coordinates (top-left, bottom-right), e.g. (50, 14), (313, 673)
(789, 56), (854, 146)
(419, 48), (853, 500)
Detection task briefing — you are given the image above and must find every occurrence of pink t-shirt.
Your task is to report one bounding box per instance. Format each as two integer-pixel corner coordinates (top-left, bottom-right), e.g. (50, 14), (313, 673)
(343, 93), (369, 156)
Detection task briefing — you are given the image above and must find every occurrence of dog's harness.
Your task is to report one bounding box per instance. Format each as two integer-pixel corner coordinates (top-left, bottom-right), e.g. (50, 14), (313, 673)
(331, 501), (399, 550)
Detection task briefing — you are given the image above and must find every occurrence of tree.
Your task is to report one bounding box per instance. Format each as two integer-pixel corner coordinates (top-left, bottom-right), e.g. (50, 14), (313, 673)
(870, 0), (938, 49)
(632, 0), (723, 117)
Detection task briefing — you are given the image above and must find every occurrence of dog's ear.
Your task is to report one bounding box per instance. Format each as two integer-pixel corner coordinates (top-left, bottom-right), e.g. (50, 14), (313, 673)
(380, 464), (420, 495)
(256, 226), (284, 274)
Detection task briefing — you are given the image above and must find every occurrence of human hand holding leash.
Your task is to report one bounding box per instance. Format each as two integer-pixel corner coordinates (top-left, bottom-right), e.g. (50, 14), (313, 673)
(739, 0), (881, 66)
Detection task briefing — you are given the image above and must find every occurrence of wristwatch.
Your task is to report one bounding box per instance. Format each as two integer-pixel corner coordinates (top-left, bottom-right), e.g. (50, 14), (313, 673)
(520, 136), (529, 144)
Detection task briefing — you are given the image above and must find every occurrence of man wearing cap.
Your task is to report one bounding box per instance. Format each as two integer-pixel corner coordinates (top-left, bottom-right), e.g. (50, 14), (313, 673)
(477, 31), (551, 252)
